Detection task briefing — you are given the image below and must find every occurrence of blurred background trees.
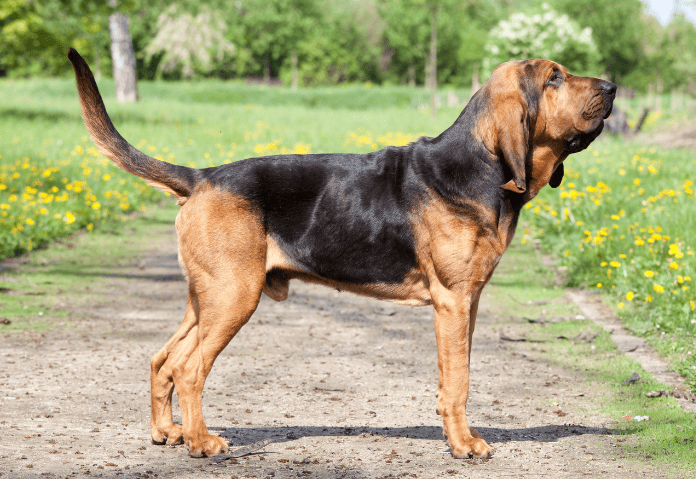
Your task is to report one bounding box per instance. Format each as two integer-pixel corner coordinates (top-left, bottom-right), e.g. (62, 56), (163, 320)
(1, 0), (696, 94)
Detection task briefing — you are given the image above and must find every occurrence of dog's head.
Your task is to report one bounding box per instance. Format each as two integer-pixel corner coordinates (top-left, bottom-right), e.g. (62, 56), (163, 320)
(479, 60), (615, 199)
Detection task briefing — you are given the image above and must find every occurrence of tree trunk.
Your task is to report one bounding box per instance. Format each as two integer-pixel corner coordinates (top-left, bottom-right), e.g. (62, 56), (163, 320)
(424, 61), (431, 91)
(428, 7), (438, 118)
(109, 12), (138, 103)
(291, 50), (298, 90)
(264, 53), (271, 84)
(407, 64), (416, 88)
(655, 78), (663, 112)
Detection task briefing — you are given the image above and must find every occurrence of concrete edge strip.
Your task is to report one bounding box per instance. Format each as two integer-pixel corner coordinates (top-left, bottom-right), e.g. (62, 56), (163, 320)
(565, 288), (696, 415)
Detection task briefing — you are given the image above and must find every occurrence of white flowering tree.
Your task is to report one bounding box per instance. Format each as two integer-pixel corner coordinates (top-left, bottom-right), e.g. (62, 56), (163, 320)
(143, 5), (235, 80)
(482, 4), (601, 78)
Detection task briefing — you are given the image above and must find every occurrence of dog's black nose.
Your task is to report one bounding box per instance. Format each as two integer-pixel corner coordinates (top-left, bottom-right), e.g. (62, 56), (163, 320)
(599, 80), (617, 96)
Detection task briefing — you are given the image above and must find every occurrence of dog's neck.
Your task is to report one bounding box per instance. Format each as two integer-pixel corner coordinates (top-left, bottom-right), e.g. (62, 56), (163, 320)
(412, 115), (521, 204)
(525, 143), (568, 202)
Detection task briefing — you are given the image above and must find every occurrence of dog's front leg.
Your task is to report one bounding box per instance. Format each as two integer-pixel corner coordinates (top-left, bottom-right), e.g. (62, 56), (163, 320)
(432, 283), (493, 458)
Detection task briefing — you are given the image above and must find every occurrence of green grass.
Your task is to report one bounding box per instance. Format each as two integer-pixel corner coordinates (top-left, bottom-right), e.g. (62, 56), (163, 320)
(3, 76), (473, 111)
(0, 201), (178, 334)
(614, 92), (696, 133)
(523, 138), (696, 391)
(493, 241), (696, 473)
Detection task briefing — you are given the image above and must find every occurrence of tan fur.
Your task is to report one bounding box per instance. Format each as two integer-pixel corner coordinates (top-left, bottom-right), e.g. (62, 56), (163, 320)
(263, 237), (291, 301)
(408, 192), (506, 458)
(291, 269), (432, 307)
(150, 187), (267, 456)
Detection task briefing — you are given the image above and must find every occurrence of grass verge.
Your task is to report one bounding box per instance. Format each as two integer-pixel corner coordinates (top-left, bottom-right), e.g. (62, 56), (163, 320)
(0, 200), (178, 334)
(490, 240), (696, 474)
(523, 137), (696, 391)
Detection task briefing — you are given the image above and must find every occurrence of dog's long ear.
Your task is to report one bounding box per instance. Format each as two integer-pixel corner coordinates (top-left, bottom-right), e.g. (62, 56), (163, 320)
(492, 62), (542, 194)
(497, 101), (531, 194)
(549, 163), (564, 188)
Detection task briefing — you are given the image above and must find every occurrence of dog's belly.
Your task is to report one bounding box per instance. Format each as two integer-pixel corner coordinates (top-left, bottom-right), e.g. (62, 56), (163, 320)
(264, 237), (430, 305)
(301, 268), (432, 306)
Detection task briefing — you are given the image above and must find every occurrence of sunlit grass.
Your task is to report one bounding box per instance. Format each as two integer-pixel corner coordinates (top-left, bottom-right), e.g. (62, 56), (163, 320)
(524, 138), (696, 390)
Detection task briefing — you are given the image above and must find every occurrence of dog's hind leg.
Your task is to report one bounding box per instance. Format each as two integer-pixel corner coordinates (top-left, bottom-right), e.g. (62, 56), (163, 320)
(152, 190), (268, 457)
(150, 294), (197, 445)
(149, 263), (265, 456)
(172, 271), (264, 457)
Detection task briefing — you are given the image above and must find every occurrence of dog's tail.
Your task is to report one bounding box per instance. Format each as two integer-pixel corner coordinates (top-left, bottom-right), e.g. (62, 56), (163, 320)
(68, 48), (201, 205)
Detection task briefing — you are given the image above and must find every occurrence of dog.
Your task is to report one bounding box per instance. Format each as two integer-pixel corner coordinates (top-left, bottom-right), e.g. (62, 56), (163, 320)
(68, 48), (615, 458)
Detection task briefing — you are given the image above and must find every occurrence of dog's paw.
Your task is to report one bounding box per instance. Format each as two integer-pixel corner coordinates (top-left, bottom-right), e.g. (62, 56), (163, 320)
(185, 434), (229, 458)
(443, 424), (493, 459)
(151, 423), (184, 445)
(448, 436), (493, 459)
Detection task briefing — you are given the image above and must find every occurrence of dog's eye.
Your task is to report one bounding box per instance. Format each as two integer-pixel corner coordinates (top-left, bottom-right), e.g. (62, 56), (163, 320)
(548, 71), (563, 87)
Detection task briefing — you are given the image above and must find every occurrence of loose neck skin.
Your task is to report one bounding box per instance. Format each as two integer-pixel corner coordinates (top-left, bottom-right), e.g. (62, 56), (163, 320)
(524, 142), (567, 203)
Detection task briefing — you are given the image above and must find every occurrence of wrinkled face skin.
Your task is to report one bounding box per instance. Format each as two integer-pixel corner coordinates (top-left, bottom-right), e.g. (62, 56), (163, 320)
(535, 61), (615, 153)
(483, 60), (616, 202)
(526, 60), (616, 200)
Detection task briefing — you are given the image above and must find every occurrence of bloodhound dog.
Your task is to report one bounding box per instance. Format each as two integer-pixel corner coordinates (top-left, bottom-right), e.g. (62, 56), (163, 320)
(68, 49), (615, 459)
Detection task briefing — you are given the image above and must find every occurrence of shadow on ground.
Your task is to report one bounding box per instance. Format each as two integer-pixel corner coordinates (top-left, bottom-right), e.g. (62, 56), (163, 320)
(214, 424), (611, 446)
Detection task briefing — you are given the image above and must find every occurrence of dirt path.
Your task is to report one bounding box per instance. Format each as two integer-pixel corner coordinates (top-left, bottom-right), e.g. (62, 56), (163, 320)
(0, 225), (676, 478)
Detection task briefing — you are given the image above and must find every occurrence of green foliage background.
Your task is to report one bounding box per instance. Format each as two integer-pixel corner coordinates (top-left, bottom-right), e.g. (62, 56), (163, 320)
(2, 0), (695, 92)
